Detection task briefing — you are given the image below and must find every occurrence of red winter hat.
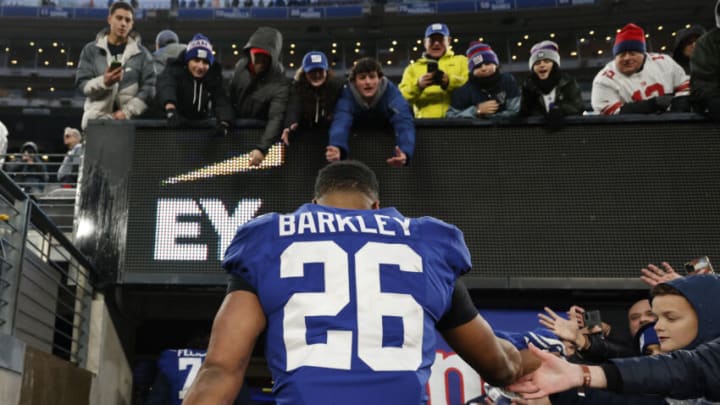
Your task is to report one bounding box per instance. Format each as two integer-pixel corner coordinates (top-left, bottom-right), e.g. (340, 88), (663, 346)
(613, 23), (646, 56)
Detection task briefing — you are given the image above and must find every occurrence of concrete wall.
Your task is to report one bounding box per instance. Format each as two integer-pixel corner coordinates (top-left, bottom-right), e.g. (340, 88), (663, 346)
(87, 293), (133, 405)
(0, 334), (25, 405)
(20, 347), (92, 405)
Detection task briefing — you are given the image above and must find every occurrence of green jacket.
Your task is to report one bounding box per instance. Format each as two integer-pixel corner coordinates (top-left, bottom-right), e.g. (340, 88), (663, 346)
(399, 50), (467, 118)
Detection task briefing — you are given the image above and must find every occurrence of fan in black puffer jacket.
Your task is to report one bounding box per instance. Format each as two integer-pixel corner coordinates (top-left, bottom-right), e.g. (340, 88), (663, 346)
(156, 34), (234, 134)
(520, 40), (584, 129)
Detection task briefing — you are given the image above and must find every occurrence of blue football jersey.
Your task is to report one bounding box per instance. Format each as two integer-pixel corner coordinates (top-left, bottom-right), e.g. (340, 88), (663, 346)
(223, 203), (472, 405)
(156, 348), (207, 405)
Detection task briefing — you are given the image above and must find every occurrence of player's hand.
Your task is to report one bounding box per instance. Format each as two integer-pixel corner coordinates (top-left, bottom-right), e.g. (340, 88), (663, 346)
(477, 100), (499, 116)
(249, 149), (265, 166)
(112, 110), (128, 120)
(640, 262), (682, 287)
(507, 344), (585, 399)
(386, 146), (407, 167)
(418, 73), (434, 90)
(567, 305), (585, 328)
(326, 145), (341, 162)
(104, 64), (123, 87)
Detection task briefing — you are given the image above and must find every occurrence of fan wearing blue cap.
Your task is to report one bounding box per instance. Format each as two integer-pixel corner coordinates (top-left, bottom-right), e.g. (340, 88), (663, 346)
(156, 33), (234, 136)
(281, 51), (344, 145)
(399, 23), (469, 118)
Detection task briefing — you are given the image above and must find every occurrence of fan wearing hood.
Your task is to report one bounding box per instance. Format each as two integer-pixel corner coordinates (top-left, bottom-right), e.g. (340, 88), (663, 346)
(229, 26), (290, 166)
(156, 34), (234, 136)
(6, 141), (49, 195)
(690, 0), (720, 121)
(673, 25), (706, 75)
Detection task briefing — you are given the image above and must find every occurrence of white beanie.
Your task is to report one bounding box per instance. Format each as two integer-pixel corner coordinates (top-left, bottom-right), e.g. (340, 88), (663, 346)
(529, 40), (561, 71)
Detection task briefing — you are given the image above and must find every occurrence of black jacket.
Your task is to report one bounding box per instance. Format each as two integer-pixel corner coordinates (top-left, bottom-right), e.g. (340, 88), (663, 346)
(673, 25), (706, 74)
(609, 337), (720, 401)
(690, 27), (720, 116)
(520, 71), (584, 117)
(284, 70), (345, 130)
(156, 49), (234, 123)
(229, 27), (290, 153)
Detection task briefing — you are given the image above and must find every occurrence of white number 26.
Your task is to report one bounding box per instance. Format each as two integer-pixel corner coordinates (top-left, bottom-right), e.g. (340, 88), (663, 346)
(281, 241), (423, 372)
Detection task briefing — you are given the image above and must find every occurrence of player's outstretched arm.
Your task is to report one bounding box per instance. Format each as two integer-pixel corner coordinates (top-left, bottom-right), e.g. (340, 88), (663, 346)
(182, 291), (266, 405)
(441, 313), (523, 387)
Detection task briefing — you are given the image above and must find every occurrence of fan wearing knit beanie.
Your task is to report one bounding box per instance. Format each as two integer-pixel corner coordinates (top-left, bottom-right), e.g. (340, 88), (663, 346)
(591, 23), (690, 115)
(520, 40), (584, 125)
(156, 33), (234, 135)
(689, 0), (720, 122)
(446, 41), (521, 120)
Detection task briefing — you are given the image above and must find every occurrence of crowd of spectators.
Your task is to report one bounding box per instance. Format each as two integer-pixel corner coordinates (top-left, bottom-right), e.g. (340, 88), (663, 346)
(66, 0), (718, 172)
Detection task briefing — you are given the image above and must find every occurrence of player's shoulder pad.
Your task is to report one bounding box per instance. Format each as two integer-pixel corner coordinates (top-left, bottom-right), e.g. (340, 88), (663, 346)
(414, 216), (466, 244)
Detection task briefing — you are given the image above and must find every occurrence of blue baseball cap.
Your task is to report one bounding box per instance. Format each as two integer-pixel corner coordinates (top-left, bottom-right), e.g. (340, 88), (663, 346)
(302, 51), (329, 72)
(425, 23), (450, 38)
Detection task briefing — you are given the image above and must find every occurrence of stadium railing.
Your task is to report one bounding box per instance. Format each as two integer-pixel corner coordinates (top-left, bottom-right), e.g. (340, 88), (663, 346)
(0, 167), (95, 368)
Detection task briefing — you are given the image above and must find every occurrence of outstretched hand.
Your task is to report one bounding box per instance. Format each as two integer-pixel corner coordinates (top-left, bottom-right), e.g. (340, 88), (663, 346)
(386, 146), (407, 167)
(506, 344), (582, 399)
(537, 307), (581, 344)
(640, 262), (681, 287)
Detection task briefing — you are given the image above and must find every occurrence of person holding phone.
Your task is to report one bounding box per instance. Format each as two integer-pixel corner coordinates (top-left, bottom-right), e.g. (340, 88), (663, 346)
(75, 1), (155, 129)
(399, 23), (468, 118)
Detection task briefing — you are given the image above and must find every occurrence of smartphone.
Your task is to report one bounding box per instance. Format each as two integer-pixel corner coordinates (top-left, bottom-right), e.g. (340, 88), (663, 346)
(426, 61), (438, 73)
(684, 256), (714, 275)
(583, 310), (602, 329)
(109, 60), (122, 70)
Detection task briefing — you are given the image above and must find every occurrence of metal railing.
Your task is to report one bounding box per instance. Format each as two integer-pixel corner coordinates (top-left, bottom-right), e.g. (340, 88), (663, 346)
(2, 152), (80, 233)
(0, 167), (96, 367)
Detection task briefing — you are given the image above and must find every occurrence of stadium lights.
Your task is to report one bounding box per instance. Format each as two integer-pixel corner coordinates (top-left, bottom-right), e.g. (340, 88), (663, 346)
(44, 60), (49, 65)
(516, 41), (522, 47)
(605, 36), (612, 41)
(410, 59), (414, 63)
(523, 34), (529, 39)
(661, 45), (667, 51)
(579, 38), (586, 43)
(453, 38), (458, 43)
(290, 43), (295, 48)
(597, 50), (603, 55)
(671, 31), (677, 36)
(60, 49), (66, 54)
(50, 87), (55, 92)
(657, 25), (663, 31)
(389, 47), (394, 52)
(10, 59), (18, 65)
(386, 60), (392, 65)
(686, 24), (691, 29)
(66, 61), (74, 66)
(289, 62), (294, 67)
(37, 48), (43, 53)
(289, 50), (294, 55)
(26, 86), (32, 92)
(570, 51), (578, 56)
(412, 46), (418, 51)
(645, 34), (650, 38)
(616, 28), (621, 33)
(354, 48), (359, 53)
(332, 42), (337, 47)
(549, 33), (555, 38)
(29, 41), (35, 46)
(511, 55), (517, 60)
(356, 42), (361, 47)
(589, 30), (595, 35)
(392, 40), (397, 45)
(331, 49), (336, 54)
(52, 42), (58, 47)
(416, 39), (421, 44)
(233, 50), (239, 55)
(232, 44), (237, 49)
(4, 47), (9, 52)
